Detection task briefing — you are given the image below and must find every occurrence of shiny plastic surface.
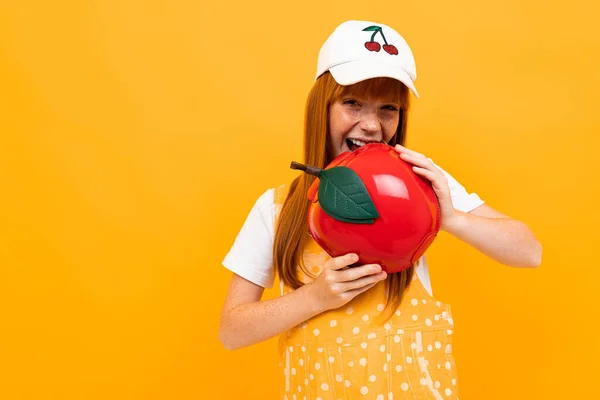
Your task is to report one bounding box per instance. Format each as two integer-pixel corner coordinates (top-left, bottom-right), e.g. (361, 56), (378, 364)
(307, 143), (441, 273)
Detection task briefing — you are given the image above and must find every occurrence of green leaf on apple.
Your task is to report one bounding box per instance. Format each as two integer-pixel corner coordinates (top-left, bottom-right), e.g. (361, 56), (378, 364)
(318, 166), (379, 224)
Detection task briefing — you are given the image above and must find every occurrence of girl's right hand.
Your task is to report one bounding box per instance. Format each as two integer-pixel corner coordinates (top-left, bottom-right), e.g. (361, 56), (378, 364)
(307, 253), (387, 312)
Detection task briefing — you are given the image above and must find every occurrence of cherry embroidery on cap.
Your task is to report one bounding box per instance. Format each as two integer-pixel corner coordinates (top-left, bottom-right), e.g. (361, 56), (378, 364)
(362, 26), (398, 55)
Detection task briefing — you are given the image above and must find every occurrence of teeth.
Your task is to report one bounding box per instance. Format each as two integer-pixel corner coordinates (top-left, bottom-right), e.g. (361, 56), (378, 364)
(350, 139), (366, 147)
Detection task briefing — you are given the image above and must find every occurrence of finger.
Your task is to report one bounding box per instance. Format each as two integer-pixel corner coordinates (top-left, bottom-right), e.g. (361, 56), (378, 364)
(339, 271), (387, 292)
(411, 166), (436, 179)
(394, 144), (425, 158)
(412, 167), (449, 193)
(326, 253), (359, 271)
(344, 280), (381, 299)
(337, 263), (382, 282)
(399, 151), (431, 167)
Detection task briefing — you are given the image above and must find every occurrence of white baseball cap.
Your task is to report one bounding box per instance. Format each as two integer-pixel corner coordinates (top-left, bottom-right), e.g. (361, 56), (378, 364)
(316, 20), (419, 98)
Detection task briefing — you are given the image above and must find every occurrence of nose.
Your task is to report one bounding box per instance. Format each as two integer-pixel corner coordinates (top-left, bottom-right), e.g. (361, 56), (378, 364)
(359, 109), (382, 135)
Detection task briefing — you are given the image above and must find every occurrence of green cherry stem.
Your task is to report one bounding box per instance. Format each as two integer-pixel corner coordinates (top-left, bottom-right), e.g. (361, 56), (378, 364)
(370, 30), (378, 42)
(290, 161), (322, 177)
(379, 29), (389, 46)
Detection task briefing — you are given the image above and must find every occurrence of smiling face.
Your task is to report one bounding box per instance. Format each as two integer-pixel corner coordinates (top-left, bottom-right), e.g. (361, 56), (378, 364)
(326, 78), (407, 160)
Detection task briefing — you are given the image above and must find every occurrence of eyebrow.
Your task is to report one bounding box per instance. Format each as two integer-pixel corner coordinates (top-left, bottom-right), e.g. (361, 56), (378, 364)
(342, 94), (400, 103)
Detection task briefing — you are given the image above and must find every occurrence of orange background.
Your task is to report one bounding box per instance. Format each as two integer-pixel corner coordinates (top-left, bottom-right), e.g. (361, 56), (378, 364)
(1, 1), (598, 399)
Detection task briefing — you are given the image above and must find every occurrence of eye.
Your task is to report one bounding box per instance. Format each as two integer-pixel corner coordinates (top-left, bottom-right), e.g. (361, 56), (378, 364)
(383, 105), (400, 111)
(343, 99), (360, 106)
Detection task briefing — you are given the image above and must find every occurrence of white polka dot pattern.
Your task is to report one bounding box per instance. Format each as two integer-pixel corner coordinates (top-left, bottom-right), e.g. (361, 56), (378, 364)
(273, 185), (458, 399)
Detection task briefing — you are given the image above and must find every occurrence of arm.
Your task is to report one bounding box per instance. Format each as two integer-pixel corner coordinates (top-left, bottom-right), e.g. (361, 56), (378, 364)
(218, 274), (322, 351)
(219, 254), (386, 350)
(444, 204), (542, 267)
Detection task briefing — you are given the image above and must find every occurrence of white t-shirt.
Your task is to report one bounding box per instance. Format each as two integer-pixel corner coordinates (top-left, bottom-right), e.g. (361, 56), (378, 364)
(222, 161), (485, 296)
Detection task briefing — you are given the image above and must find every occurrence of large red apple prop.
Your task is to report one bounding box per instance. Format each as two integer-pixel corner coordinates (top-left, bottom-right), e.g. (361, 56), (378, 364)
(291, 143), (440, 273)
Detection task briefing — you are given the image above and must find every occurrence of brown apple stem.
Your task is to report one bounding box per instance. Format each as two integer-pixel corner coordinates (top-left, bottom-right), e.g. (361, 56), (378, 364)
(290, 161), (322, 177)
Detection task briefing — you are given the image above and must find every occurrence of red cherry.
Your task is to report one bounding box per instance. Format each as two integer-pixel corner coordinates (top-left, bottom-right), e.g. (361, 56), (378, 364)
(383, 44), (398, 55)
(364, 41), (381, 52)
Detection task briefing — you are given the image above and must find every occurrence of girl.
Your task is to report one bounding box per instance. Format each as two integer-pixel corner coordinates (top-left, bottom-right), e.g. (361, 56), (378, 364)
(219, 20), (541, 400)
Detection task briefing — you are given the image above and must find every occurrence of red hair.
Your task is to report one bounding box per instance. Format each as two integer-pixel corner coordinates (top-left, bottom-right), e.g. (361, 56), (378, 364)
(273, 72), (412, 320)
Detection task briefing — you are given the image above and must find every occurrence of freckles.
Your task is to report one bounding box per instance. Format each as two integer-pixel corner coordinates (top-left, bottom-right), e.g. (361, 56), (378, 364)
(338, 110), (356, 124)
(384, 120), (399, 135)
(334, 114), (358, 135)
(329, 106), (351, 127)
(386, 116), (401, 133)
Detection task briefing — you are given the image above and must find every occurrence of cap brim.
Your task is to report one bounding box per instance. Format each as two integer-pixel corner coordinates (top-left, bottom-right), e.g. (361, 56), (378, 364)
(329, 60), (419, 98)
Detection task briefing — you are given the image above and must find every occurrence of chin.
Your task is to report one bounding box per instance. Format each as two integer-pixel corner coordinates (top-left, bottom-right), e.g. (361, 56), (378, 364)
(337, 146), (352, 157)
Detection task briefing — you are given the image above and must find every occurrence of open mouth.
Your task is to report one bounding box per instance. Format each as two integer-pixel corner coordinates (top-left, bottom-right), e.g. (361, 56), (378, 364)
(346, 138), (382, 151)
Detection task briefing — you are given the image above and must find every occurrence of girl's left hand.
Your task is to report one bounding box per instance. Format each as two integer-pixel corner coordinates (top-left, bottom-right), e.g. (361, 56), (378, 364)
(393, 144), (457, 231)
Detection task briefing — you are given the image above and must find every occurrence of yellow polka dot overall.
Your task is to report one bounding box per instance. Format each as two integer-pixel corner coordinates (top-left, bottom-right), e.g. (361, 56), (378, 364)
(274, 185), (459, 400)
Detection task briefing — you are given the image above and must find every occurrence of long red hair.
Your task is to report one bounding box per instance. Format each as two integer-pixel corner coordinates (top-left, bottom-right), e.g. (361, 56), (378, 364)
(273, 72), (412, 320)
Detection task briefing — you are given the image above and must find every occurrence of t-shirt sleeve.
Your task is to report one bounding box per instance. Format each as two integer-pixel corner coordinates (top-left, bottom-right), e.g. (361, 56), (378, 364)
(430, 160), (485, 213)
(222, 188), (276, 288)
